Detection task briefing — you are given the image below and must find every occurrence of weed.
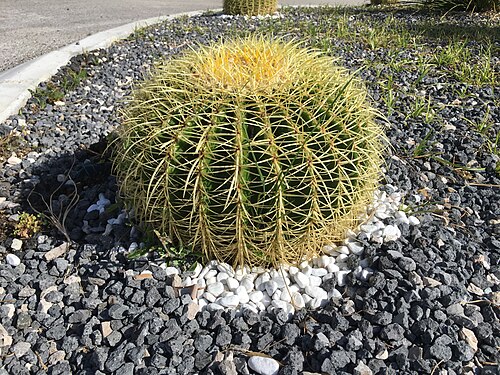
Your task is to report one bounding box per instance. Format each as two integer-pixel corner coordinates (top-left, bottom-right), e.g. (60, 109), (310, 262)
(407, 94), (435, 123)
(413, 129), (436, 157)
(14, 213), (44, 238)
(28, 164), (79, 243)
(29, 83), (64, 109)
(59, 69), (87, 92)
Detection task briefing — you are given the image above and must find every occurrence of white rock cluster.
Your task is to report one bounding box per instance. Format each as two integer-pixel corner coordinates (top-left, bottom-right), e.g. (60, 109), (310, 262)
(86, 193), (111, 214)
(150, 186), (421, 316)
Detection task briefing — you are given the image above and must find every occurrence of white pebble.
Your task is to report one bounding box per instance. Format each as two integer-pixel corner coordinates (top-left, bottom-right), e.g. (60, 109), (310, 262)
(204, 292), (216, 303)
(182, 276), (193, 287)
(164, 267), (179, 276)
(207, 282), (224, 297)
(347, 241), (364, 255)
(205, 277), (216, 286)
(359, 223), (378, 234)
(241, 303), (259, 314)
(197, 278), (206, 288)
(264, 280), (278, 296)
(255, 272), (270, 290)
(316, 255), (331, 268)
(235, 286), (250, 304)
(338, 245), (350, 255)
(311, 268), (328, 277)
(249, 290), (264, 303)
(11, 239), (23, 251)
(288, 266), (299, 276)
(272, 289), (282, 301)
(383, 225), (401, 242)
(217, 263), (235, 277)
(301, 265), (312, 277)
(248, 356), (280, 375)
(280, 290), (292, 303)
(240, 276), (254, 292)
(288, 284), (300, 293)
(309, 297), (327, 309)
(375, 205), (390, 220)
(6, 254), (21, 267)
(305, 286), (328, 300)
(216, 272), (229, 282)
(360, 268), (374, 282)
(327, 263), (340, 273)
(408, 216), (420, 226)
(234, 267), (247, 281)
(323, 245), (340, 256)
(7, 155), (22, 165)
(337, 253), (349, 262)
(271, 276), (288, 288)
(395, 211), (410, 225)
(190, 263), (203, 278)
(261, 293), (272, 307)
(225, 277), (239, 291)
(197, 298), (208, 309)
(302, 294), (312, 306)
(271, 300), (290, 312)
(291, 292), (305, 309)
(309, 275), (322, 287)
(206, 303), (224, 312)
(328, 288), (342, 299)
(255, 301), (266, 311)
(218, 295), (240, 308)
(293, 272), (309, 288)
(299, 260), (309, 269)
(204, 269), (217, 279)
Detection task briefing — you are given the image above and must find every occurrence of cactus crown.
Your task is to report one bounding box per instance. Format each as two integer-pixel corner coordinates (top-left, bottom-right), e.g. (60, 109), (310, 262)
(113, 37), (386, 268)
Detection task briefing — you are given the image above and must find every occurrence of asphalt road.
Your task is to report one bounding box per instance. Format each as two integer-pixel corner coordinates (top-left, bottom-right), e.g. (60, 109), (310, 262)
(0, 0), (366, 73)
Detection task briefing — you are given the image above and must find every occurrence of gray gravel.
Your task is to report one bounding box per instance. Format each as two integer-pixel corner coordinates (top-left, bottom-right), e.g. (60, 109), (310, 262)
(0, 6), (499, 375)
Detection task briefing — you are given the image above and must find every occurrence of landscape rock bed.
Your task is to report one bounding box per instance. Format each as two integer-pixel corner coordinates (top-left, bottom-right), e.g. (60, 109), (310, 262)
(0, 6), (499, 375)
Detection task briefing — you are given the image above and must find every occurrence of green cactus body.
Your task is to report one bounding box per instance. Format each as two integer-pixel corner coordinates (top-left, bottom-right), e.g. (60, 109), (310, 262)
(223, 0), (278, 16)
(113, 38), (386, 268)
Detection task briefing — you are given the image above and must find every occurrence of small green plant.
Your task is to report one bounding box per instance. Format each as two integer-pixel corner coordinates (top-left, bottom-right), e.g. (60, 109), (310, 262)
(60, 69), (87, 92)
(407, 94), (435, 123)
(413, 129), (436, 157)
(113, 37), (386, 268)
(29, 83), (64, 109)
(223, 0), (277, 15)
(14, 213), (44, 238)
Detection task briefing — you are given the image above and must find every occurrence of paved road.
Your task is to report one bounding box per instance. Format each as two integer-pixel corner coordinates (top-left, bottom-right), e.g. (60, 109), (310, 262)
(0, 0), (366, 73)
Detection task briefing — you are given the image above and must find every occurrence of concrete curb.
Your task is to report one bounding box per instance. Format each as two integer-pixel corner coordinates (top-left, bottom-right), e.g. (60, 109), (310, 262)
(0, 9), (219, 124)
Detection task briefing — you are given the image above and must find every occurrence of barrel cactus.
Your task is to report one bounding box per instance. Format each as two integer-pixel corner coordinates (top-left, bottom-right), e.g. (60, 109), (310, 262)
(112, 37), (386, 268)
(223, 0), (277, 15)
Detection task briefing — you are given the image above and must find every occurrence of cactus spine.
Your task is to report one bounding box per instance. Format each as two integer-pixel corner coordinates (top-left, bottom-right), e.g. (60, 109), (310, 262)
(113, 37), (386, 268)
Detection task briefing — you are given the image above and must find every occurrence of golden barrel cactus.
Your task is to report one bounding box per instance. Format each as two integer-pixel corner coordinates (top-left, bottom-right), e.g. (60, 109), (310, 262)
(113, 37), (386, 268)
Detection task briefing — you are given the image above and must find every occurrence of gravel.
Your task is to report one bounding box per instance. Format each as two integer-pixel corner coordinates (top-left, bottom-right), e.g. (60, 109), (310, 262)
(1, 6), (499, 375)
